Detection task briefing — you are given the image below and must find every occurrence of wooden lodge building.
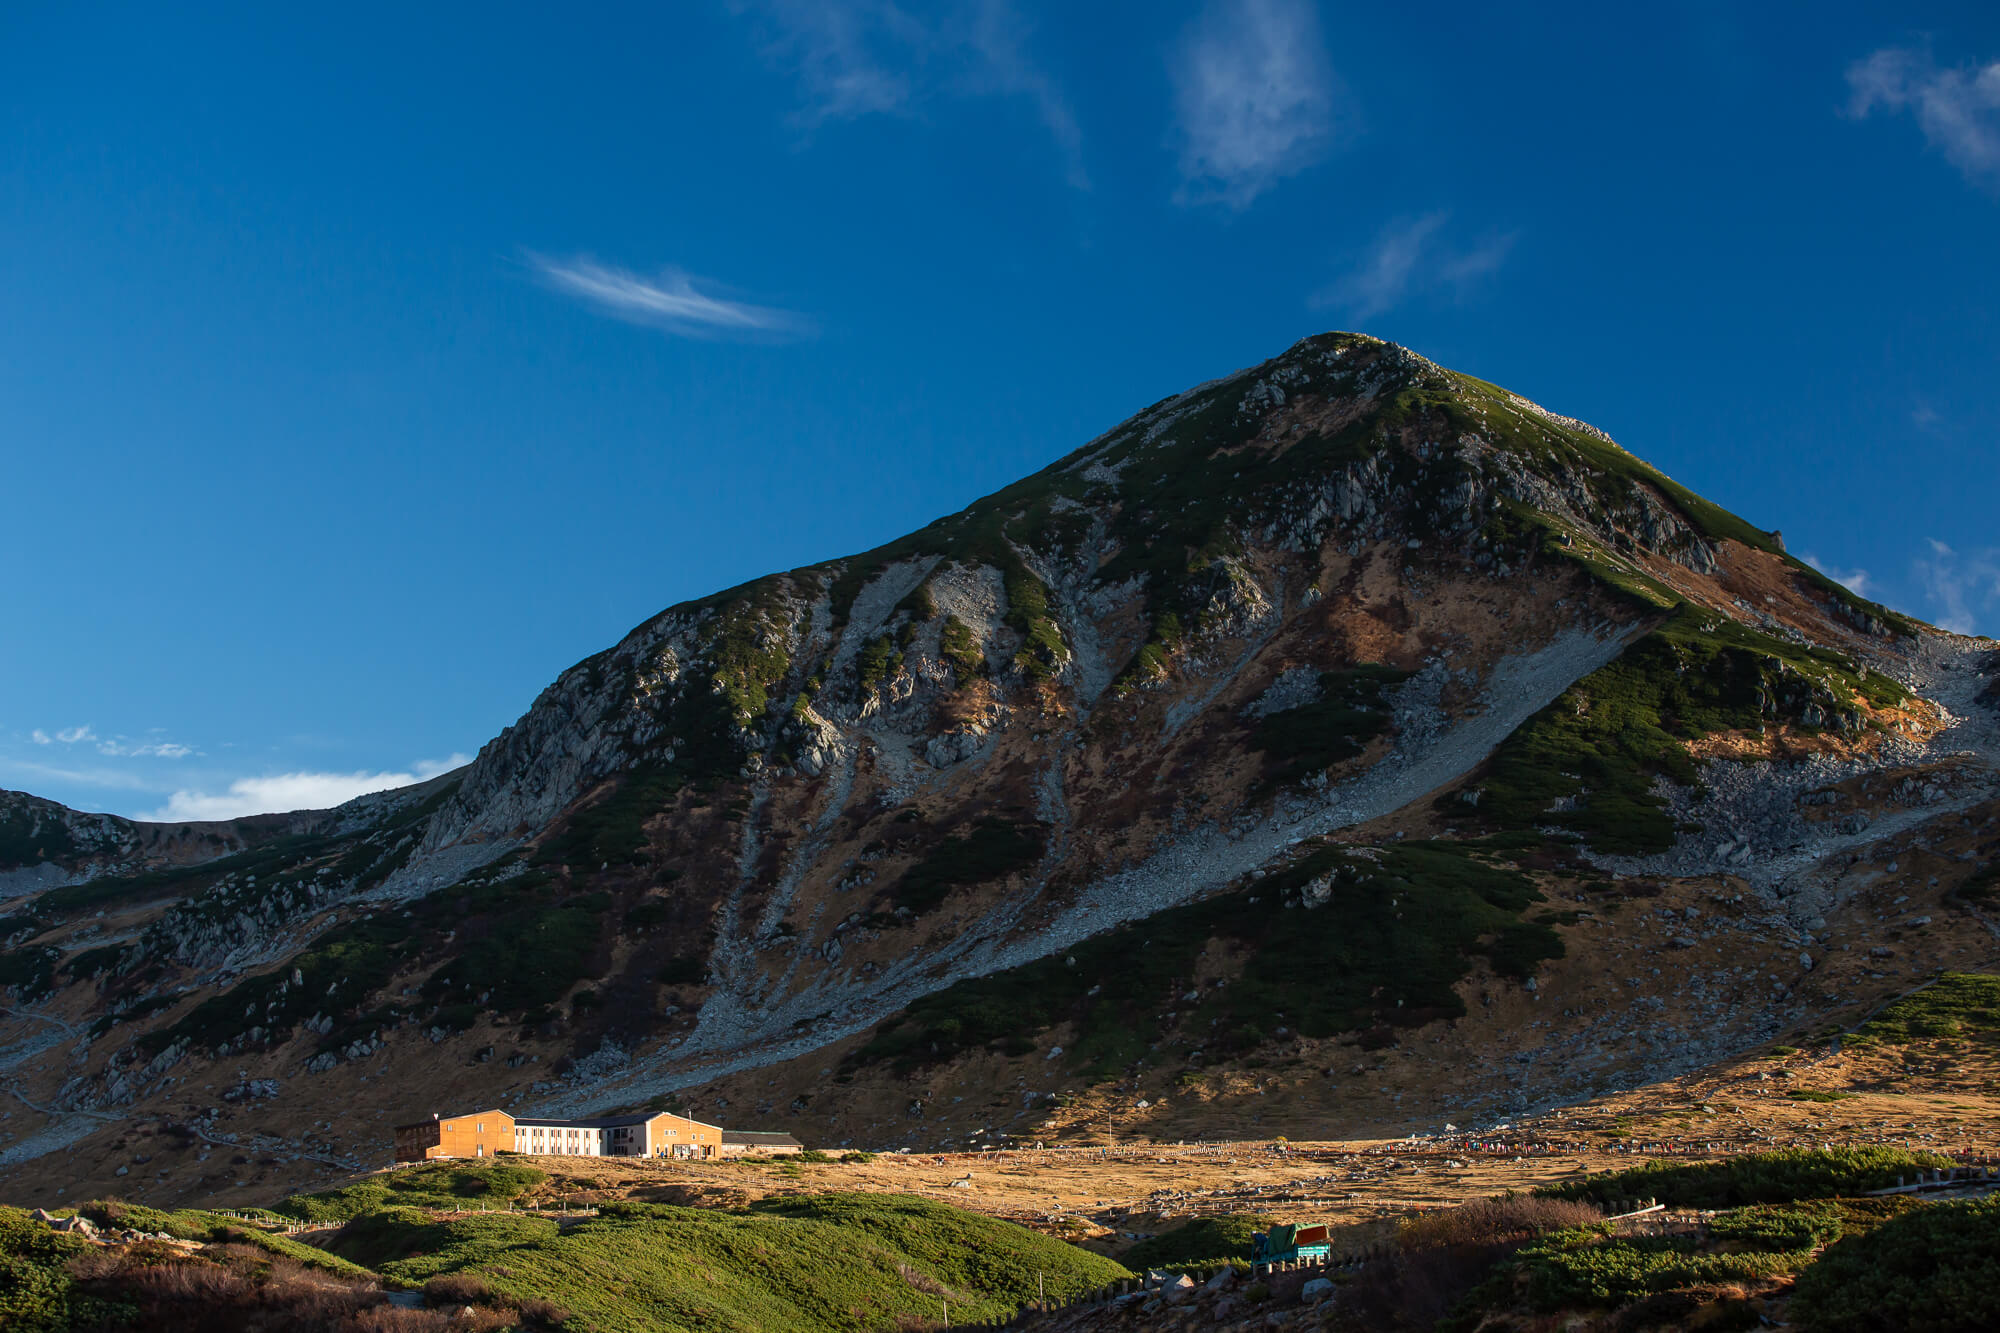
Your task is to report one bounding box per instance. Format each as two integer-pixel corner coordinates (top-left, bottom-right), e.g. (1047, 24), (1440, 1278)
(393, 1108), (801, 1163)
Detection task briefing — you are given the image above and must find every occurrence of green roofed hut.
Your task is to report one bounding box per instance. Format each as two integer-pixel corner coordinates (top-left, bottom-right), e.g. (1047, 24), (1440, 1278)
(1252, 1222), (1331, 1269)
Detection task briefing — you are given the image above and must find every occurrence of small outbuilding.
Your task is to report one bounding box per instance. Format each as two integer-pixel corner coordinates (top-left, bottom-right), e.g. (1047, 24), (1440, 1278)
(1252, 1222), (1331, 1268)
(718, 1130), (805, 1158)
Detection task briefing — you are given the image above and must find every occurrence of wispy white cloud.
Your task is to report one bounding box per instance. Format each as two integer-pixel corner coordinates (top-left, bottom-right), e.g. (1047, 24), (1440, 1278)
(1847, 44), (2000, 186)
(96, 739), (195, 759)
(1802, 552), (1875, 599)
(742, 0), (918, 122)
(137, 754), (472, 823)
(735, 0), (1088, 187)
(1170, 0), (1341, 209)
(529, 255), (814, 340)
(27, 724), (194, 758)
(961, 2), (1087, 189)
(1912, 539), (2000, 637)
(1313, 212), (1518, 322)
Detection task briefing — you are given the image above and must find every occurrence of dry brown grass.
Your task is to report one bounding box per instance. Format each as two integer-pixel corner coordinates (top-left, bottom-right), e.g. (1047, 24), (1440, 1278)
(420, 1272), (495, 1307)
(1329, 1197), (1606, 1331)
(1396, 1196), (1602, 1250)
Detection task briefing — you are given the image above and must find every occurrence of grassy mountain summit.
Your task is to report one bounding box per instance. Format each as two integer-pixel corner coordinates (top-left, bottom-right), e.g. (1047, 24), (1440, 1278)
(0, 332), (1993, 1206)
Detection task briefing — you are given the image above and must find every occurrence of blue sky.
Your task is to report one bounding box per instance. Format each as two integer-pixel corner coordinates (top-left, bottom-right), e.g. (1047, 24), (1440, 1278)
(3, 1), (1998, 820)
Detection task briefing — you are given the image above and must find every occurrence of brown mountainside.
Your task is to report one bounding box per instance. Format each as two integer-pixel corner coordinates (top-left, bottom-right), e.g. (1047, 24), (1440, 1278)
(1, 332), (1995, 1207)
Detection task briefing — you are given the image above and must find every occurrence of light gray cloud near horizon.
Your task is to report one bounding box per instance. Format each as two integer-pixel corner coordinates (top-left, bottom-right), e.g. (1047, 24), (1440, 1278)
(137, 754), (474, 823)
(1314, 212), (1518, 322)
(1848, 44), (2000, 187)
(1802, 551), (1874, 599)
(1170, 0), (1341, 209)
(529, 254), (815, 339)
(28, 724), (194, 758)
(735, 0), (1089, 189)
(1913, 539), (2000, 637)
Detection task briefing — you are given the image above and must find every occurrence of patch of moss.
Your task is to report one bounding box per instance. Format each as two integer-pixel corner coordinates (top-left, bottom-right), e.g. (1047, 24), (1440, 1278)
(1003, 566), (1067, 680)
(891, 818), (1046, 915)
(856, 634), (900, 692)
(705, 584), (796, 722)
(534, 767), (687, 870)
(1251, 664), (1411, 784)
(937, 615), (986, 681)
(1847, 973), (2000, 1049)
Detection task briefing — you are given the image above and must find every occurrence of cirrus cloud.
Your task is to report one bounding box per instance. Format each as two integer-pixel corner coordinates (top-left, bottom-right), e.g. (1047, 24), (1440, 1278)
(1847, 44), (2000, 187)
(1313, 212), (1518, 322)
(733, 0), (1089, 188)
(528, 254), (816, 340)
(1170, 0), (1344, 209)
(1912, 539), (2000, 637)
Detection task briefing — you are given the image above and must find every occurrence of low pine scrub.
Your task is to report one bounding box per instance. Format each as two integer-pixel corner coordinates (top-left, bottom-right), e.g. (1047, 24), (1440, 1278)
(71, 1200), (373, 1278)
(1468, 1198), (1916, 1321)
(0, 1204), (108, 1333)
(1791, 1197), (2000, 1332)
(858, 840), (1560, 1075)
(1536, 1147), (1951, 1210)
(326, 1192), (1129, 1333)
(1121, 1213), (1276, 1269)
(277, 1161), (545, 1224)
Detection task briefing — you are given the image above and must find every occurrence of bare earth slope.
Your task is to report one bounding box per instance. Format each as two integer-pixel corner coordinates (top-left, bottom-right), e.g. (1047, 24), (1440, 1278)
(1, 332), (1994, 1209)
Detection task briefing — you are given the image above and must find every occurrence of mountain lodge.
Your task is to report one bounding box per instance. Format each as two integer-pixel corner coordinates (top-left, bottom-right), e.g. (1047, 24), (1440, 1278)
(393, 1109), (802, 1162)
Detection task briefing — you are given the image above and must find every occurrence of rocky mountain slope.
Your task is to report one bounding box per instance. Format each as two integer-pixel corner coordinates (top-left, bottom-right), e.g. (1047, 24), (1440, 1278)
(1, 331), (1994, 1206)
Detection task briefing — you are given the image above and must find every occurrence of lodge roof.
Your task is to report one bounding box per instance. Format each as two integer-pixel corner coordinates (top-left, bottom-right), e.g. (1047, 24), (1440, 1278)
(393, 1108), (727, 1135)
(721, 1130), (803, 1147)
(514, 1112), (723, 1131)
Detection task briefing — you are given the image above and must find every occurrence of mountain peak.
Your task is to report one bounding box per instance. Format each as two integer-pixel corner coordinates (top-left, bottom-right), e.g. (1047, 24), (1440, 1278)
(0, 337), (1991, 1203)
